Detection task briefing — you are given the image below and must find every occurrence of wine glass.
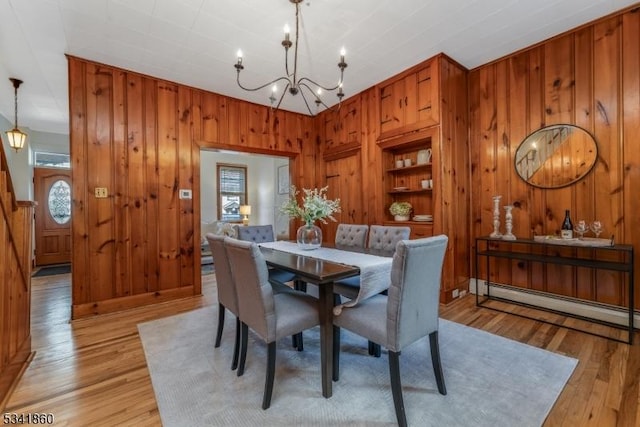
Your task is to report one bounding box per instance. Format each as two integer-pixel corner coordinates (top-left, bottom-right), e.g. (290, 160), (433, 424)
(590, 220), (603, 238)
(574, 220), (588, 239)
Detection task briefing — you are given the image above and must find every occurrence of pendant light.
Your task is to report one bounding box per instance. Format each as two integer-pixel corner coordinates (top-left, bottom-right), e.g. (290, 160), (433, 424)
(5, 78), (27, 152)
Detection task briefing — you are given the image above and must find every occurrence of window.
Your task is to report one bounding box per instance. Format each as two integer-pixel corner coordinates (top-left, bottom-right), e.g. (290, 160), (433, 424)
(217, 163), (247, 222)
(34, 151), (71, 168)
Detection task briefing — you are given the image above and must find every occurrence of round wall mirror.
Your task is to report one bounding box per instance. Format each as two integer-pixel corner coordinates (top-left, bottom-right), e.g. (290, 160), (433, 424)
(514, 124), (598, 189)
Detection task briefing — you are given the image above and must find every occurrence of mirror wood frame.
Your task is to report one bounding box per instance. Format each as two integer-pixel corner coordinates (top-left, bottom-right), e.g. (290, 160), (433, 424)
(514, 124), (598, 189)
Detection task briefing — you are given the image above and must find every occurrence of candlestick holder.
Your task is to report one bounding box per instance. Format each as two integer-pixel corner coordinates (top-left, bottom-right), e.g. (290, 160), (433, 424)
(490, 195), (502, 238)
(502, 205), (516, 240)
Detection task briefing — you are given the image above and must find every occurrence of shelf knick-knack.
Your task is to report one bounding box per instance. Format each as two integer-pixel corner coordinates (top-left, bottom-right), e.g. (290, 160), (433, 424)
(490, 195), (502, 238)
(502, 205), (516, 240)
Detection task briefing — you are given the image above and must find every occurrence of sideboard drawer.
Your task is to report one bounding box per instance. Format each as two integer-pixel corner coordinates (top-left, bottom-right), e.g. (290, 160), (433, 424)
(410, 223), (433, 238)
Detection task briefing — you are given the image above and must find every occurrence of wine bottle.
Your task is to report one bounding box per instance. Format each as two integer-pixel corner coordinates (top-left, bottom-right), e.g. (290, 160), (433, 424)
(561, 210), (573, 239)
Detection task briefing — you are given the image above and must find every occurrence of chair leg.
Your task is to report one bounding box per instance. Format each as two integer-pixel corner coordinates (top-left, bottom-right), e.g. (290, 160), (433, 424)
(296, 332), (304, 351)
(262, 342), (277, 410)
(388, 351), (407, 427)
(332, 325), (340, 381)
(294, 279), (307, 293)
(231, 317), (241, 371)
(429, 331), (447, 395)
(368, 341), (381, 357)
(215, 303), (225, 348)
(237, 322), (249, 377)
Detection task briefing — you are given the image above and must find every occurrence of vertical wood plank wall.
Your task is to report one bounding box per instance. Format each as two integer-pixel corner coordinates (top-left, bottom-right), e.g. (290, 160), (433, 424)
(469, 7), (640, 308)
(68, 57), (316, 319)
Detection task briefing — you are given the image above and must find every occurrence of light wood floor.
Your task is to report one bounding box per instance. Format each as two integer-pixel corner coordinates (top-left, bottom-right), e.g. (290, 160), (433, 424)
(5, 273), (640, 426)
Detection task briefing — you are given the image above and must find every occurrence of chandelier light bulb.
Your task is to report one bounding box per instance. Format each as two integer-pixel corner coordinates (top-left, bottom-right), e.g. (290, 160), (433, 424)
(316, 88), (322, 96)
(272, 84), (278, 93)
(284, 24), (290, 41)
(340, 47), (346, 61)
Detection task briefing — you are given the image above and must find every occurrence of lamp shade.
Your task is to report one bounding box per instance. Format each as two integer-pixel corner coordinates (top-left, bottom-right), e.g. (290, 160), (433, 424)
(239, 205), (252, 215)
(6, 128), (27, 151)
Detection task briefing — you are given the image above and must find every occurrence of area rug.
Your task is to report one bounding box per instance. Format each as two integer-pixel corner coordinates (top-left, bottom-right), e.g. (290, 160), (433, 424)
(138, 306), (577, 427)
(32, 264), (71, 277)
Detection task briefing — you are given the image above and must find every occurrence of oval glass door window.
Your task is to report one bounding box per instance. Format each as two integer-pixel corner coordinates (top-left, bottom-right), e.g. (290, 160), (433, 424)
(48, 180), (71, 224)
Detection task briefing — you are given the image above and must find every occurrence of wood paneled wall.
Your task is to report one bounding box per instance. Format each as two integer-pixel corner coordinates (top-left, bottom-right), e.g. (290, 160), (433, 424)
(469, 7), (640, 307)
(68, 57), (317, 318)
(0, 148), (33, 410)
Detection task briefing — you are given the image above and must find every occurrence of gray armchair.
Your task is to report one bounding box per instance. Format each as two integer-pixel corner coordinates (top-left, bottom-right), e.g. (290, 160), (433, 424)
(333, 235), (449, 427)
(224, 237), (320, 409)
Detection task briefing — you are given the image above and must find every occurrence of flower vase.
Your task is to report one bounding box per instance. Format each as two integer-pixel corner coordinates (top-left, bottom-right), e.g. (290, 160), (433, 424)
(297, 222), (322, 250)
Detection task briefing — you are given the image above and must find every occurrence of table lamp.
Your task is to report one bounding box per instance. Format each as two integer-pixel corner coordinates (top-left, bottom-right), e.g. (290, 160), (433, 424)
(239, 205), (251, 226)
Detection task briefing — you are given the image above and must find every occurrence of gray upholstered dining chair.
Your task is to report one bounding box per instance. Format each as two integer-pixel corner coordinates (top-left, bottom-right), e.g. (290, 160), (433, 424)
(367, 225), (412, 256)
(235, 224), (297, 287)
(224, 237), (320, 410)
(206, 233), (241, 371)
(333, 224), (410, 356)
(234, 224), (304, 350)
(334, 225), (410, 300)
(334, 223), (369, 249)
(333, 235), (449, 427)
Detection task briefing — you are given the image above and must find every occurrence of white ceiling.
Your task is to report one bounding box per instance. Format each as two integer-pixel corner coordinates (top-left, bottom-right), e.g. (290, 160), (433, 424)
(0, 0), (637, 136)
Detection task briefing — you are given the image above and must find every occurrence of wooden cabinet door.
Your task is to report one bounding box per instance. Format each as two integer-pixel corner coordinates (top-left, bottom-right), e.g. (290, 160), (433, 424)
(380, 78), (406, 135)
(379, 58), (440, 138)
(324, 153), (363, 242)
(34, 167), (72, 266)
(416, 64), (439, 126)
(323, 97), (361, 153)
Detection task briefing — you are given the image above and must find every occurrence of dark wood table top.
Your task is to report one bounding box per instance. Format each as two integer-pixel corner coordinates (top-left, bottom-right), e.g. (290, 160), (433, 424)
(260, 246), (360, 285)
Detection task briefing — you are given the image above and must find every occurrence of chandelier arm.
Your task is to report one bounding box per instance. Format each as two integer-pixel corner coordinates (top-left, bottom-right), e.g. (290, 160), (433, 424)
(274, 82), (291, 111)
(284, 43), (291, 79)
(297, 87), (317, 116)
(298, 76), (343, 92)
(236, 72), (291, 93)
(298, 82), (331, 110)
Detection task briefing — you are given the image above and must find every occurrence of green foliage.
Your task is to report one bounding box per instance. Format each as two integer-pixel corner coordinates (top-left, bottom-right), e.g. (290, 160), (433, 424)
(281, 185), (341, 225)
(389, 201), (412, 216)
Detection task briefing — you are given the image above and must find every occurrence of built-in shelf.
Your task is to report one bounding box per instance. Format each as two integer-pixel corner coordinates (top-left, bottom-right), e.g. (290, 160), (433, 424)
(386, 163), (431, 173)
(388, 188), (431, 194)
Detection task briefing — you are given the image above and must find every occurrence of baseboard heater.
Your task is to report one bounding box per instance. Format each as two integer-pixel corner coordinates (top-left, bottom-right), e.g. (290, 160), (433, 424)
(468, 278), (637, 343)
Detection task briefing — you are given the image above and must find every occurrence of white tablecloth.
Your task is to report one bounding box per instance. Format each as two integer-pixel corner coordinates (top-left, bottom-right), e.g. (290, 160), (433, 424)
(258, 241), (392, 314)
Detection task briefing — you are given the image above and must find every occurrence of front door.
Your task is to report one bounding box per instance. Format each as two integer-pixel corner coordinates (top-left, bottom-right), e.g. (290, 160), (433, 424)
(34, 167), (72, 266)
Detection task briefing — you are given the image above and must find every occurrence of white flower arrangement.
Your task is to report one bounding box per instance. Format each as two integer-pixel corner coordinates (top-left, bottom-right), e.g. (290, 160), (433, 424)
(281, 185), (341, 225)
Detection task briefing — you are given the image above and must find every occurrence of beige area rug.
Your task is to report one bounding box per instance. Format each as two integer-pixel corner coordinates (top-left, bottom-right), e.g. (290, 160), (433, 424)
(138, 305), (577, 427)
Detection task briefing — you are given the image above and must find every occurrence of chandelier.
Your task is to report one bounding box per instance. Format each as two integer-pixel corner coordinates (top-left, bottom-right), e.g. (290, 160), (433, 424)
(5, 78), (27, 152)
(234, 0), (347, 115)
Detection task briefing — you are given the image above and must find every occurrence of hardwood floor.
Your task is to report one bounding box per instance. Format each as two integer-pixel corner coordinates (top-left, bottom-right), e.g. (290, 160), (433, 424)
(5, 273), (640, 426)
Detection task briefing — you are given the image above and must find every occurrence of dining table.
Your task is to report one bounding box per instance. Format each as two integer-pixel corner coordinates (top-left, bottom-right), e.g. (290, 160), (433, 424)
(258, 241), (394, 398)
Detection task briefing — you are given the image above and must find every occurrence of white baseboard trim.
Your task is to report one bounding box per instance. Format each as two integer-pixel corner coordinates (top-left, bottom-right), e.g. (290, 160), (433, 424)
(467, 278), (639, 329)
